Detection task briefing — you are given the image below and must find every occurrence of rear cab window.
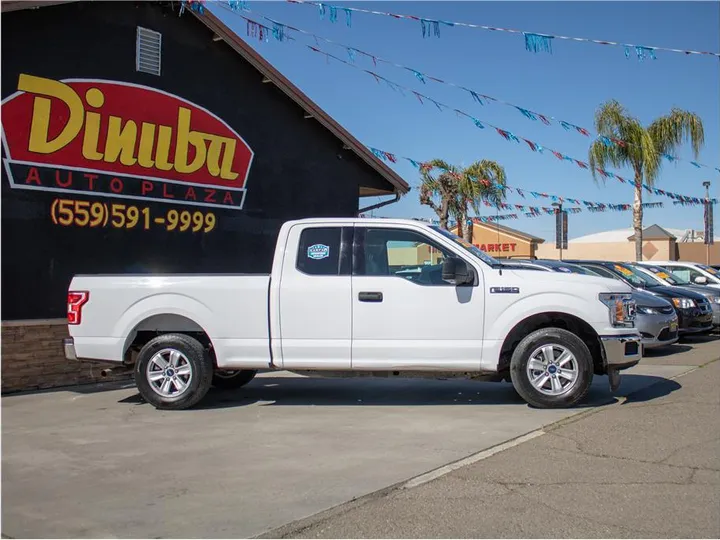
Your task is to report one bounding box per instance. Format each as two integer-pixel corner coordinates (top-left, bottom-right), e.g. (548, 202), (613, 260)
(296, 227), (343, 276)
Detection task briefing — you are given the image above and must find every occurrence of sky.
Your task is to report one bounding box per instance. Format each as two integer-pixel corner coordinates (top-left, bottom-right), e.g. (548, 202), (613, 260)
(211, 1), (719, 241)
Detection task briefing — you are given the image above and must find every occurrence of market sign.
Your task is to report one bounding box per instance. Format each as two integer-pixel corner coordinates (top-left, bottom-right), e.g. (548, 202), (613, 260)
(1, 74), (254, 211)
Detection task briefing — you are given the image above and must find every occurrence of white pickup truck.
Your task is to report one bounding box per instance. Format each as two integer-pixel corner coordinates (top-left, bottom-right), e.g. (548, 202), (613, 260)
(63, 218), (641, 410)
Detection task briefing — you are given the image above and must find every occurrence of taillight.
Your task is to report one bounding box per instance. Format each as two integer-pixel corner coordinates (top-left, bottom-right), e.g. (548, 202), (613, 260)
(67, 291), (89, 325)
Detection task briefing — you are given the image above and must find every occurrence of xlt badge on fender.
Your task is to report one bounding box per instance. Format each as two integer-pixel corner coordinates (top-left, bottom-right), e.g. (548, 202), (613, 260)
(490, 287), (520, 294)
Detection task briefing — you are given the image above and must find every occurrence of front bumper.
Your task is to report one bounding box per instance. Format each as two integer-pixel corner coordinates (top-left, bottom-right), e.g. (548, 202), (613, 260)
(677, 308), (714, 334)
(637, 312), (679, 349)
(600, 333), (642, 371)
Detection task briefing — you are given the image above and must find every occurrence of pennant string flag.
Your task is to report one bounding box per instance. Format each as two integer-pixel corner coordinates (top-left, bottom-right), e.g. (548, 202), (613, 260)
(210, 3), (720, 175)
(366, 145), (719, 206)
(298, 44), (717, 190)
(284, 0), (720, 59)
(407, 201), (668, 226)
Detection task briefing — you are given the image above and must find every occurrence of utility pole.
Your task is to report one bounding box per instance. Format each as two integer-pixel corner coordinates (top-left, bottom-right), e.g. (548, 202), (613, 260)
(703, 181), (713, 264)
(552, 202), (567, 260)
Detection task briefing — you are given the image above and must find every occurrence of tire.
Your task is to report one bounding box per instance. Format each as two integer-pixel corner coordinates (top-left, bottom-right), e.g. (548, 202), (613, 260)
(212, 369), (257, 389)
(509, 327), (594, 409)
(134, 333), (214, 410)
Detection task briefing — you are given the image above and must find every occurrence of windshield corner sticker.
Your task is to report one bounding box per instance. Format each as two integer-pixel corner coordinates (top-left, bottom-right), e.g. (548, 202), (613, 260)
(614, 264), (633, 277)
(307, 244), (330, 260)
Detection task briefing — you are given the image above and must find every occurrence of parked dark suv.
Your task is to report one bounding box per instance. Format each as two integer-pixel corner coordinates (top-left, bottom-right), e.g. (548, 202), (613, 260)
(565, 260), (714, 336)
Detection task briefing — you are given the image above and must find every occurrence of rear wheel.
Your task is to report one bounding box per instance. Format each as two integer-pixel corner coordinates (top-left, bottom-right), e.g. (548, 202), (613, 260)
(212, 369), (257, 389)
(510, 327), (594, 409)
(135, 333), (213, 410)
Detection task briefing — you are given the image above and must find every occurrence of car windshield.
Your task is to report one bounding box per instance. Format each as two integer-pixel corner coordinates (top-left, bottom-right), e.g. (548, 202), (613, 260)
(698, 264), (720, 278)
(640, 265), (690, 286)
(430, 225), (501, 267)
(611, 263), (662, 287)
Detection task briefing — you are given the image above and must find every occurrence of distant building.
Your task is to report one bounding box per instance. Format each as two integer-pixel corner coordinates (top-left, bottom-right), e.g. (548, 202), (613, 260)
(450, 221), (545, 259)
(536, 224), (719, 263)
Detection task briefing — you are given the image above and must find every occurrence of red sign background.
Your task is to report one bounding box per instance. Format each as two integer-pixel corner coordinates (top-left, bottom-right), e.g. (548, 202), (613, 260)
(2, 77), (254, 190)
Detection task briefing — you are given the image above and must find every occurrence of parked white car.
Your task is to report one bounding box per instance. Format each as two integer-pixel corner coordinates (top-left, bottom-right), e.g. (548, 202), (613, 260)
(637, 261), (720, 290)
(63, 218), (641, 410)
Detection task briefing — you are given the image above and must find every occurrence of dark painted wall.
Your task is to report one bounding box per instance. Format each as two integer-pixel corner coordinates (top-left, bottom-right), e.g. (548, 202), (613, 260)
(1, 1), (389, 320)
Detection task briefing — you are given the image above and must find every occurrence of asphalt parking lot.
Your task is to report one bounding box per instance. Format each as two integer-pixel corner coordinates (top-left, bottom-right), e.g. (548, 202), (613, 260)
(2, 335), (718, 539)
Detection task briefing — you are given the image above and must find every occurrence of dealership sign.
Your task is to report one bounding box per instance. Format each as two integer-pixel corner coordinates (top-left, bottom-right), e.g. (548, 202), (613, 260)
(1, 74), (254, 210)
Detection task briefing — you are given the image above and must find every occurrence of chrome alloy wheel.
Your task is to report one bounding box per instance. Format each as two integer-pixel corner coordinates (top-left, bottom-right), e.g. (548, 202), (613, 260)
(146, 348), (193, 397)
(526, 344), (579, 396)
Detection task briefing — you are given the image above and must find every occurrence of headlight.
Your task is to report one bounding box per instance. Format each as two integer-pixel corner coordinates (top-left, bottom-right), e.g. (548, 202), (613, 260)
(636, 306), (657, 315)
(599, 292), (636, 327)
(709, 296), (720, 305)
(671, 297), (696, 309)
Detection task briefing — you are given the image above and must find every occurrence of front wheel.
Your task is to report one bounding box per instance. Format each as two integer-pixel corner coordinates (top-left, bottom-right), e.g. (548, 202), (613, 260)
(510, 327), (594, 409)
(135, 333), (214, 410)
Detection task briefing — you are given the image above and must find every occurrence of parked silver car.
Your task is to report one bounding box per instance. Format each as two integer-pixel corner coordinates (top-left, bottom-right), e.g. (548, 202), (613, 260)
(508, 259), (679, 349)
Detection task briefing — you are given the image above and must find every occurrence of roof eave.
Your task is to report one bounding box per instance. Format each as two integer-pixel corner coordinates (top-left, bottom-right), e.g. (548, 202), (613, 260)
(2, 0), (410, 198)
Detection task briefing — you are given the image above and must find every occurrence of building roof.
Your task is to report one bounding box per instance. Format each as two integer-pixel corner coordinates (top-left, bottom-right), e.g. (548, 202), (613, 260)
(571, 224), (702, 243)
(470, 221), (546, 243)
(1, 0), (410, 199)
(626, 224), (676, 241)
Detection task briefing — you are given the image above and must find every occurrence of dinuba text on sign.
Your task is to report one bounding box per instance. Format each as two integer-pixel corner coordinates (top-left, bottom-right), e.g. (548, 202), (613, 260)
(477, 243), (517, 253)
(1, 74), (254, 210)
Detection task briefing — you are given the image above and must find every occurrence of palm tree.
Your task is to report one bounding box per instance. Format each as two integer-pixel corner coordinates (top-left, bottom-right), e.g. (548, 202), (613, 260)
(418, 159), (459, 230)
(588, 100), (704, 261)
(419, 159), (507, 242)
(451, 160), (507, 243)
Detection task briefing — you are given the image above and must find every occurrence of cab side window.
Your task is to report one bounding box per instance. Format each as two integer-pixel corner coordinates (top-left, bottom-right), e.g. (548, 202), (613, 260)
(354, 227), (454, 285)
(296, 227), (343, 276)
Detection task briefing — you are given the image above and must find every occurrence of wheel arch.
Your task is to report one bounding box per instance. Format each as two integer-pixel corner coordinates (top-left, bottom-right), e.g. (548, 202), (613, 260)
(498, 312), (605, 377)
(122, 313), (216, 365)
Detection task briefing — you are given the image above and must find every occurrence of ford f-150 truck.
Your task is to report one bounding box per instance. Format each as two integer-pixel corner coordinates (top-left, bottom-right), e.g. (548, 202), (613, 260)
(63, 218), (641, 410)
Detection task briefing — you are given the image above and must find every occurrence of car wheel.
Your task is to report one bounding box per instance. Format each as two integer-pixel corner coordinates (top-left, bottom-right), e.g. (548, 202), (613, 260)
(510, 327), (594, 409)
(212, 369), (257, 389)
(135, 333), (213, 410)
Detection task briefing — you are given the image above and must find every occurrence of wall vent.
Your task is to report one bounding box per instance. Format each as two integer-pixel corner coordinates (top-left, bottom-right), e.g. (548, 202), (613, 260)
(136, 26), (162, 76)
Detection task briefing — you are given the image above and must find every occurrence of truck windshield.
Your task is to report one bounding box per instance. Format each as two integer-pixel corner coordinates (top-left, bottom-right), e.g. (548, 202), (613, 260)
(430, 225), (501, 267)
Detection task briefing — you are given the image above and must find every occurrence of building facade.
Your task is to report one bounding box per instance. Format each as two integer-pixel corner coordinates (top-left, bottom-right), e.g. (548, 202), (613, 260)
(1, 1), (409, 392)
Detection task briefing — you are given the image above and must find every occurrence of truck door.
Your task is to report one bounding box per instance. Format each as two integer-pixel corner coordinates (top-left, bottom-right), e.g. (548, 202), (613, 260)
(278, 224), (353, 369)
(351, 225), (485, 370)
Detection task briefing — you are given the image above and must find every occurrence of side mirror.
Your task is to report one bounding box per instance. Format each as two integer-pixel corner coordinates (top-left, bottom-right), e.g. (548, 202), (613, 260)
(694, 275), (708, 284)
(442, 257), (475, 286)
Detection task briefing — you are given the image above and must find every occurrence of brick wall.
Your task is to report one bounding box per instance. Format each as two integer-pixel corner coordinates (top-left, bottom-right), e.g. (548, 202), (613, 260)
(1, 320), (132, 394)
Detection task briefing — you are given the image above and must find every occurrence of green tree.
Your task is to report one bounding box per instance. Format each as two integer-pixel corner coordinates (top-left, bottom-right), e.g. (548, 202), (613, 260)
(588, 99), (704, 261)
(418, 159), (507, 242)
(452, 160), (507, 243)
(418, 159), (460, 231)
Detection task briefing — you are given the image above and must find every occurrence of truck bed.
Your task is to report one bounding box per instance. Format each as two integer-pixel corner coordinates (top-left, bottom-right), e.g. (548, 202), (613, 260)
(69, 274), (271, 367)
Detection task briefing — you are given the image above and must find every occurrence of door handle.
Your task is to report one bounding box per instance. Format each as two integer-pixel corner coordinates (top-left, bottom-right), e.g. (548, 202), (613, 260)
(358, 291), (383, 302)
